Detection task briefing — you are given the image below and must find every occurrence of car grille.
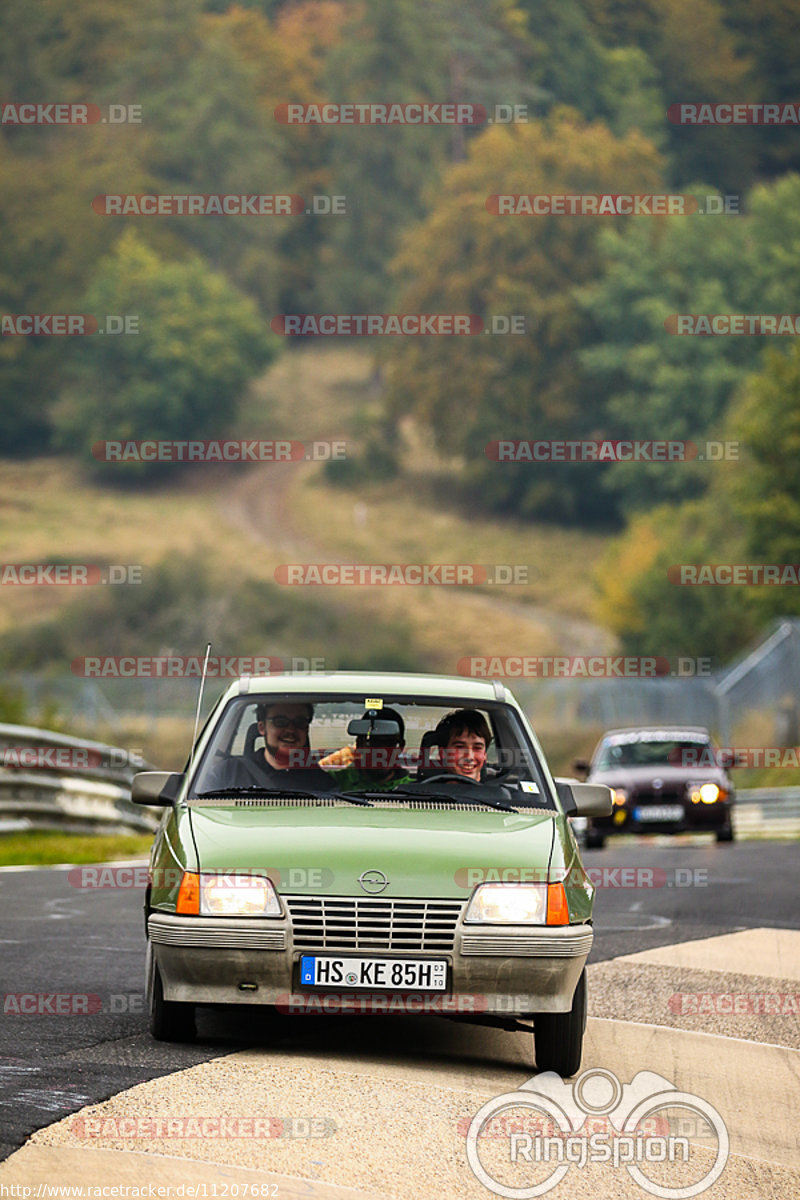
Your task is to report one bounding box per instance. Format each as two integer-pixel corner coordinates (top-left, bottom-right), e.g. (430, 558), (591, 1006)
(634, 787), (685, 804)
(285, 895), (464, 953)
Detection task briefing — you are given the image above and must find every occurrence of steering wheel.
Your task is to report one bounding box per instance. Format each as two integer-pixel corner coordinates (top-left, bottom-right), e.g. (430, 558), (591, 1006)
(417, 771), (481, 786)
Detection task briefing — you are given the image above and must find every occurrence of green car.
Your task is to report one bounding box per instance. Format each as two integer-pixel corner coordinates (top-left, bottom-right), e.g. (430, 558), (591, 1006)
(133, 671), (611, 1076)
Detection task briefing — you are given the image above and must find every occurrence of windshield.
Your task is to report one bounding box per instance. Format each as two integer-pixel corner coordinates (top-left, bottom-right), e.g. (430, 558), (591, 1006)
(595, 735), (714, 770)
(189, 691), (553, 808)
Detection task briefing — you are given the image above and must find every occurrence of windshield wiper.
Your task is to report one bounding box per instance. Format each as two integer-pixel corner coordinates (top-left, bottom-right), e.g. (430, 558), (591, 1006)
(341, 786), (518, 813)
(193, 786), (373, 807)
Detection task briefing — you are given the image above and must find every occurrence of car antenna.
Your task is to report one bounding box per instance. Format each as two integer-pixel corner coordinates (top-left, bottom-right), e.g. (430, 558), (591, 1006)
(187, 642), (212, 783)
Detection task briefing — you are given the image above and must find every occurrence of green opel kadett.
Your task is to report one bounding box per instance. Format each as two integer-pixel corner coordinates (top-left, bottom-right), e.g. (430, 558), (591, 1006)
(133, 671), (611, 1076)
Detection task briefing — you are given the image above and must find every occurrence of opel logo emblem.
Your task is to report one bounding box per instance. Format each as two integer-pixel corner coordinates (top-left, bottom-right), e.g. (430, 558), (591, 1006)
(653, 778), (664, 790)
(359, 869), (389, 895)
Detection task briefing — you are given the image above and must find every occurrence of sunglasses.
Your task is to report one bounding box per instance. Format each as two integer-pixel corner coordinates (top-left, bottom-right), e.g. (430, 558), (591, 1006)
(266, 715), (311, 730)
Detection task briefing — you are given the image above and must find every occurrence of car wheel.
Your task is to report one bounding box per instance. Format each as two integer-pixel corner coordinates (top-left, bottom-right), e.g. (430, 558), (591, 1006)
(533, 969), (587, 1077)
(150, 962), (196, 1043)
(716, 822), (735, 843)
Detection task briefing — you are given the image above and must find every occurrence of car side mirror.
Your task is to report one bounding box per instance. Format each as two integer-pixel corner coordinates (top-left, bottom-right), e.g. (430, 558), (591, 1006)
(556, 778), (612, 817)
(572, 758), (591, 780)
(132, 771), (184, 806)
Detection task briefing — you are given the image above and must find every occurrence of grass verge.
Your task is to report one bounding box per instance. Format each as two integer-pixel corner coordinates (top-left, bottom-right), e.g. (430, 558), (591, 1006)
(0, 830), (153, 867)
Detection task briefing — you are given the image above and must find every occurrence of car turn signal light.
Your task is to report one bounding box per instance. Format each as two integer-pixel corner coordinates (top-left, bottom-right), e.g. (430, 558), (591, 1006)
(176, 871), (200, 914)
(546, 882), (569, 925)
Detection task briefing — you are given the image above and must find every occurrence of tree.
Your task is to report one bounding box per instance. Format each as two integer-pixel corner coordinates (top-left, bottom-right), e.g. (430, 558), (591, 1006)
(594, 499), (759, 660)
(730, 341), (800, 569)
(52, 230), (277, 479)
(579, 172), (800, 514)
(321, 0), (535, 310)
(382, 110), (664, 521)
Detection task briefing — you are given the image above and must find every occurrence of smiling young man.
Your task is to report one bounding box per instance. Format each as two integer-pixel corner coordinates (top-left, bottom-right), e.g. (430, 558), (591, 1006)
(200, 700), (335, 792)
(434, 709), (493, 781)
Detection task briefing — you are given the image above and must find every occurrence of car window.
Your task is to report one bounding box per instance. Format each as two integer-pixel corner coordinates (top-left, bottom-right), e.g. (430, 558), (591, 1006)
(189, 693), (554, 807)
(595, 737), (713, 769)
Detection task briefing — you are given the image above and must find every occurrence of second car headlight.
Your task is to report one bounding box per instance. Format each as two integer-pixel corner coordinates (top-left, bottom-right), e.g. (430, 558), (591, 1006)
(689, 782), (723, 804)
(465, 883), (568, 925)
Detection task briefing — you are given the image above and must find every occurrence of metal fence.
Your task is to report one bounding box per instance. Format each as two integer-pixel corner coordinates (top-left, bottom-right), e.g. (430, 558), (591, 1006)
(8, 618), (800, 749)
(0, 723), (157, 834)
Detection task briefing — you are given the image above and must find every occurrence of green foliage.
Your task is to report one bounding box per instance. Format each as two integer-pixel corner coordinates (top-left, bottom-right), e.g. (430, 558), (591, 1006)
(580, 174), (800, 514)
(382, 111), (664, 522)
(0, 684), (27, 724)
(321, 0), (535, 309)
(52, 231), (277, 478)
(595, 500), (759, 660)
(0, 553), (421, 675)
(730, 340), (800, 570)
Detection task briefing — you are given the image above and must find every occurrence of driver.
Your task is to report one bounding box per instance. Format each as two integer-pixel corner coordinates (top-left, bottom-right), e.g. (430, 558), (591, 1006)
(432, 709), (492, 781)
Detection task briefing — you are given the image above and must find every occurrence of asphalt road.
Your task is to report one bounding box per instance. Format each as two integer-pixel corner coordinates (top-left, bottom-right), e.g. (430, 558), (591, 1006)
(1, 837), (797, 1164)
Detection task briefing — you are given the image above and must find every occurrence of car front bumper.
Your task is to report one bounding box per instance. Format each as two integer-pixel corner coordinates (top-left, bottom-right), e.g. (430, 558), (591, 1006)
(148, 907), (593, 1015)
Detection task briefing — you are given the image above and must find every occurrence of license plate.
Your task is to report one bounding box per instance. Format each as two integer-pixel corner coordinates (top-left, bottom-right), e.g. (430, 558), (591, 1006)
(299, 956), (447, 991)
(634, 805), (684, 822)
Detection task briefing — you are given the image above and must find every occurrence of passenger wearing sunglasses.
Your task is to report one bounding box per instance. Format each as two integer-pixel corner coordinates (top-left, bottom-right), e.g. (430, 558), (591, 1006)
(201, 700), (335, 792)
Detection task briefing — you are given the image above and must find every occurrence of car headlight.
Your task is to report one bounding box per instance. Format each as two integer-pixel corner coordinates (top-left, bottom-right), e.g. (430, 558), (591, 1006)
(176, 872), (282, 916)
(465, 883), (568, 925)
(688, 782), (723, 805)
(612, 788), (628, 806)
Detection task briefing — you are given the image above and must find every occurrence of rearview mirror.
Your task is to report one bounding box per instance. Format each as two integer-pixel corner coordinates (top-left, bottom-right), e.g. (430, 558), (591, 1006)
(347, 718), (402, 737)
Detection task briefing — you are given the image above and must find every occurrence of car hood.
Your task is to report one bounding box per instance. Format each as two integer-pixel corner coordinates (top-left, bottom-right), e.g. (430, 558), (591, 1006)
(187, 803), (556, 898)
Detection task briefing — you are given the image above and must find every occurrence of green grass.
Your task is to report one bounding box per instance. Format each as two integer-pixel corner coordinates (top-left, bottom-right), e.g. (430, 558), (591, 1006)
(0, 830), (153, 867)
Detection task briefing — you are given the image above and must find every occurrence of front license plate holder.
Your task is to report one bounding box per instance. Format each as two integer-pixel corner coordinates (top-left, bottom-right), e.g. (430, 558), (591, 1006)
(299, 956), (448, 991)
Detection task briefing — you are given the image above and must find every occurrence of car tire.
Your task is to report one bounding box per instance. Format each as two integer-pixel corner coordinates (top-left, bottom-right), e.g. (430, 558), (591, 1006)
(150, 962), (196, 1043)
(716, 822), (735, 843)
(533, 969), (587, 1077)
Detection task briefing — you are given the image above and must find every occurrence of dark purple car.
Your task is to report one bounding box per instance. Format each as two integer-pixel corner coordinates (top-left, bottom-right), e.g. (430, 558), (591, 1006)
(574, 726), (735, 848)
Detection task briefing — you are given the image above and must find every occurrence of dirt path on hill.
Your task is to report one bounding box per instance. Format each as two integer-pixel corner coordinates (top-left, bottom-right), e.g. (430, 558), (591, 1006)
(217, 457), (615, 659)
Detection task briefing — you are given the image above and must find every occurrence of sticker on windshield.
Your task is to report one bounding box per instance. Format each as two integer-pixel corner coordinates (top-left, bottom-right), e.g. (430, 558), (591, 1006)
(364, 697), (383, 709)
(519, 780), (540, 793)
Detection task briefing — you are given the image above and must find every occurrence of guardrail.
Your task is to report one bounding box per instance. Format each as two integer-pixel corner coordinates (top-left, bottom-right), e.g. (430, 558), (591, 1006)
(734, 788), (800, 836)
(0, 723), (158, 835)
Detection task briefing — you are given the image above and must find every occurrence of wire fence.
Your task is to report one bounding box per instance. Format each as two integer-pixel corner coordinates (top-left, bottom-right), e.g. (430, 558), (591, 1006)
(8, 619), (800, 749)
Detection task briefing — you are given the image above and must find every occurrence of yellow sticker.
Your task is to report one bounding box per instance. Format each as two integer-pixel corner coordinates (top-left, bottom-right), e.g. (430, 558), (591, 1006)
(363, 698), (383, 709)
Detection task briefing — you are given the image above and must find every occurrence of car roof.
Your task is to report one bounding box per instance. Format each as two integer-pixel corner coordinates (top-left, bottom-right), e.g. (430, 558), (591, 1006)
(220, 671), (515, 704)
(600, 726), (712, 740)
